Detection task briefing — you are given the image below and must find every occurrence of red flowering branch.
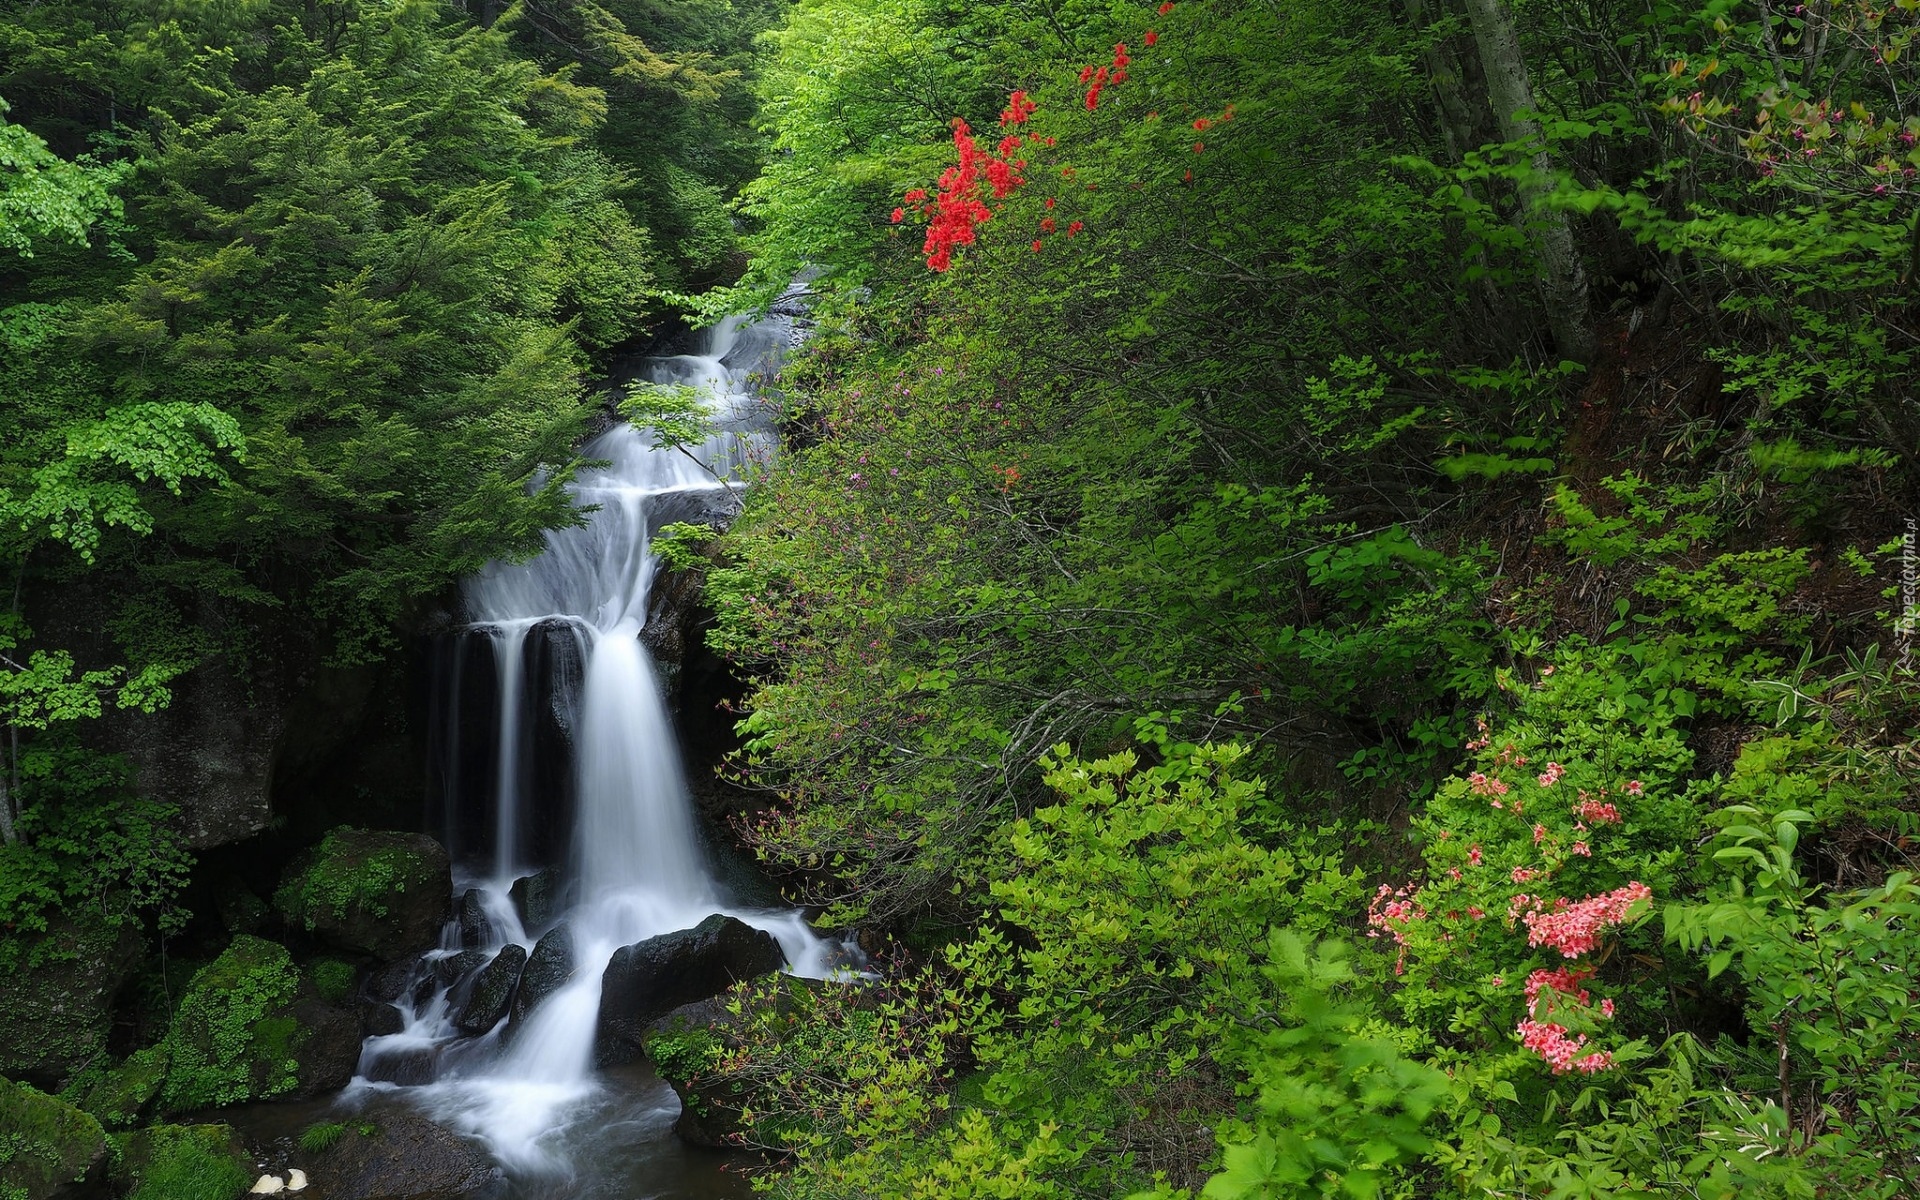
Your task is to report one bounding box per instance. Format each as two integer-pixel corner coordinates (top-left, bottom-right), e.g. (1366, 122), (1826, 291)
(888, 0), (1230, 271)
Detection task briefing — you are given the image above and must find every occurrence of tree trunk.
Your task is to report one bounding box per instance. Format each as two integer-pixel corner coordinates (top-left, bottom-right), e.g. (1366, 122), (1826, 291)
(1459, 0), (1595, 364)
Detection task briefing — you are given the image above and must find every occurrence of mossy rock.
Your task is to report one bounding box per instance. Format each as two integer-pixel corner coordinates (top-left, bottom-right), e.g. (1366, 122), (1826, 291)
(109, 1124), (250, 1200)
(273, 828), (450, 961)
(0, 910), (144, 1090)
(155, 936), (360, 1113)
(0, 1076), (109, 1200)
(74, 1046), (169, 1130)
(157, 936), (302, 1112)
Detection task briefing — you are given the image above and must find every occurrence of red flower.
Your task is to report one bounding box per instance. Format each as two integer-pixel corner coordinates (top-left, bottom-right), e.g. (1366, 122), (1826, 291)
(1192, 141), (1204, 152)
(999, 90), (1037, 127)
(1031, 239), (1043, 252)
(1158, 1), (1173, 13)
(1193, 117), (1212, 131)
(1066, 220), (1083, 236)
(1144, 28), (1158, 45)
(891, 207), (905, 223)
(1045, 197), (1055, 209)
(1041, 217), (1056, 233)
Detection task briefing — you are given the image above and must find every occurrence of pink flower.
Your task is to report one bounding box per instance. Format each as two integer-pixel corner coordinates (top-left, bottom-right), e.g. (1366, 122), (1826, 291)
(1524, 882), (1653, 958)
(1625, 780), (1645, 797)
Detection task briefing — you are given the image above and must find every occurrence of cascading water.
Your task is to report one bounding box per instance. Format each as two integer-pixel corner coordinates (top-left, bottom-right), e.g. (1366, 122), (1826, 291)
(347, 308), (840, 1188)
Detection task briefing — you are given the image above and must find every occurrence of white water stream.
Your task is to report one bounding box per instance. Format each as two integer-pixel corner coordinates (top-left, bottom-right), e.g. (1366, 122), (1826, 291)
(346, 313), (841, 1180)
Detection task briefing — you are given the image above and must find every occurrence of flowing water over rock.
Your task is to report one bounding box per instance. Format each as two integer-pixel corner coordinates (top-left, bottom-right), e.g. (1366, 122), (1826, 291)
(340, 312), (842, 1191)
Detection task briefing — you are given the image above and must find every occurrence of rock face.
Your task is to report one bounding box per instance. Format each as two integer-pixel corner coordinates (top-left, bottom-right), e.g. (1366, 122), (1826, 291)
(0, 1077), (110, 1200)
(508, 867), (562, 931)
(108, 1123), (250, 1200)
(285, 998), (364, 1098)
(298, 1112), (497, 1200)
(455, 889), (493, 949)
(509, 922), (575, 1027)
(0, 910), (144, 1089)
(454, 945), (526, 1035)
(273, 828), (452, 961)
(595, 914), (785, 1068)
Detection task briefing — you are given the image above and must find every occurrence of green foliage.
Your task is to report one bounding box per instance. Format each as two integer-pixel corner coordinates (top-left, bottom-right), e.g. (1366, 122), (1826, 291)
(296, 1122), (347, 1155)
(1667, 808), (1920, 1198)
(115, 1125), (250, 1200)
(308, 960), (357, 1007)
(0, 743), (191, 955)
(0, 98), (125, 257)
(1187, 935), (1447, 1200)
(157, 936), (302, 1112)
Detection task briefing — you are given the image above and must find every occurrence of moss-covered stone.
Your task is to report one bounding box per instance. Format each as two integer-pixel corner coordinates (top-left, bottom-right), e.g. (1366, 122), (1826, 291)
(73, 1046), (169, 1131)
(108, 1124), (250, 1200)
(0, 1076), (109, 1200)
(0, 911), (143, 1090)
(157, 936), (302, 1112)
(272, 828), (450, 961)
(153, 936), (365, 1113)
(309, 959), (358, 1006)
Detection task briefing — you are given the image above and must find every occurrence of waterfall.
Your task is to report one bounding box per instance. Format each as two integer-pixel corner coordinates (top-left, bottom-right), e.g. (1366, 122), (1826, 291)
(347, 309), (841, 1179)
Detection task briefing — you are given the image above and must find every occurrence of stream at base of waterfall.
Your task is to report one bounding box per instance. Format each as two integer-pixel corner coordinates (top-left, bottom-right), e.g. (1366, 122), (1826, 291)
(312, 310), (845, 1196)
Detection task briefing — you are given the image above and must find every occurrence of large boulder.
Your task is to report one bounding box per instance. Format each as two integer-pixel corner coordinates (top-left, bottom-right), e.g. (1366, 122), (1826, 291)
(108, 1123), (250, 1200)
(509, 923), (574, 1028)
(454, 945), (525, 1035)
(0, 1077), (110, 1200)
(594, 914), (785, 1068)
(156, 935), (358, 1111)
(73, 1045), (168, 1131)
(295, 1112), (496, 1200)
(0, 910), (144, 1089)
(273, 828), (452, 961)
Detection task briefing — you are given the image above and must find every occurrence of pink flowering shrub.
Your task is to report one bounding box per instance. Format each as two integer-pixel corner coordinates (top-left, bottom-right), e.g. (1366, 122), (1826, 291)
(1365, 697), (1691, 1078)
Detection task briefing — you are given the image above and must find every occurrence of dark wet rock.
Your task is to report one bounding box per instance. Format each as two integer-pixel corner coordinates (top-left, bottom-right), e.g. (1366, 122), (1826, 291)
(356, 1045), (441, 1087)
(508, 867), (562, 931)
(509, 922), (575, 1028)
(454, 945), (526, 1036)
(273, 827), (452, 961)
(360, 1001), (405, 1038)
(0, 1077), (110, 1200)
(108, 1123), (249, 1200)
(216, 880), (270, 935)
(456, 889), (494, 949)
(430, 949), (489, 988)
(299, 1111), (497, 1200)
(285, 997), (363, 1098)
(364, 956), (432, 1007)
(0, 910), (144, 1090)
(595, 914), (784, 1068)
